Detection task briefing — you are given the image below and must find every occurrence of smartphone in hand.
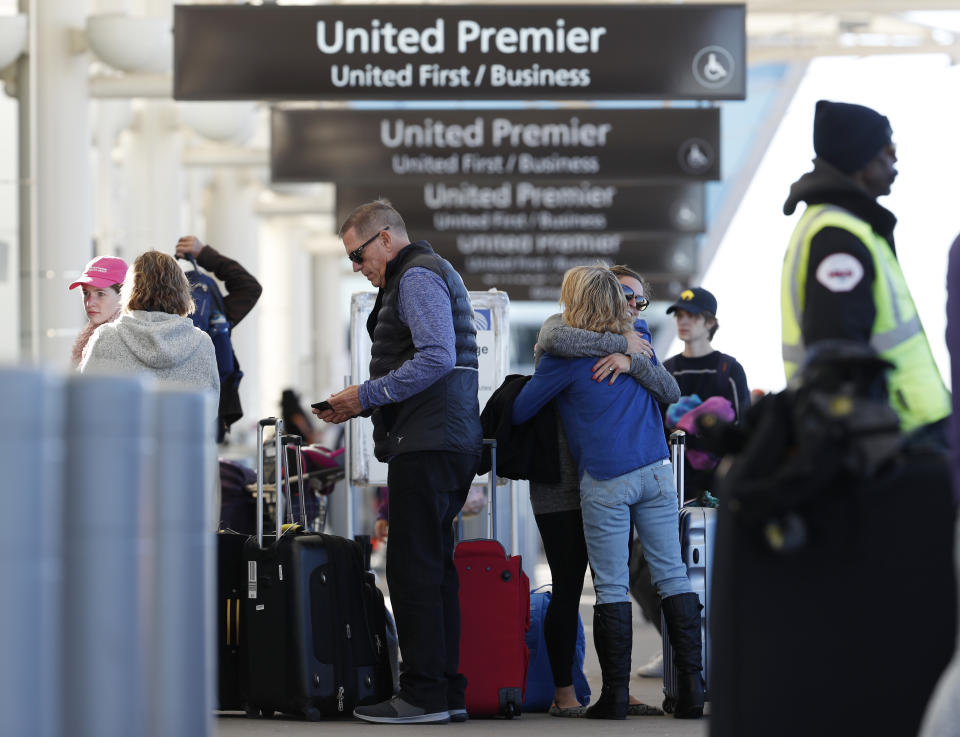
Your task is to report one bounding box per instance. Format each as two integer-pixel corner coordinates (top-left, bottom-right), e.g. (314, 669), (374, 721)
(311, 400), (332, 413)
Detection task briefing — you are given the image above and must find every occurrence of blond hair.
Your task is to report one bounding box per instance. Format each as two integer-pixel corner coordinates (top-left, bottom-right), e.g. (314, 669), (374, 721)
(560, 264), (634, 334)
(338, 199), (409, 243)
(123, 251), (195, 317)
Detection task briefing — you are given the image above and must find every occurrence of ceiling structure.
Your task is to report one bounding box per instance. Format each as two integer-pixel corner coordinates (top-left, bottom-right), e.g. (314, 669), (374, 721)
(459, 0), (960, 64)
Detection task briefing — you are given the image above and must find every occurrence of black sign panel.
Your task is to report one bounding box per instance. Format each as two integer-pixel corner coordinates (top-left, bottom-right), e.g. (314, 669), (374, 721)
(273, 108), (720, 183)
(175, 4), (745, 101)
(419, 231), (697, 302)
(336, 182), (705, 234)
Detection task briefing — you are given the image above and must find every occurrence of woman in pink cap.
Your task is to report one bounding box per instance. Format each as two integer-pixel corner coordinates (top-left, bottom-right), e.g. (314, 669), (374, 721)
(68, 255), (128, 367)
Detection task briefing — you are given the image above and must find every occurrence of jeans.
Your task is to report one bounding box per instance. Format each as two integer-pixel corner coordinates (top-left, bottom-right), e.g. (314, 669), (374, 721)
(534, 509), (589, 688)
(580, 460), (691, 605)
(386, 451), (478, 712)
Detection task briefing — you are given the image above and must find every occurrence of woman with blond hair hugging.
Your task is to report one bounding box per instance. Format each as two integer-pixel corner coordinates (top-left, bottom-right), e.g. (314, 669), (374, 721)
(512, 264), (704, 720)
(80, 250), (220, 398)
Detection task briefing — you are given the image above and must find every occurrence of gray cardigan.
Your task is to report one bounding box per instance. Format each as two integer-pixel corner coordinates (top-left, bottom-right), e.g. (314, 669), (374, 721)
(528, 313), (680, 515)
(79, 310), (220, 398)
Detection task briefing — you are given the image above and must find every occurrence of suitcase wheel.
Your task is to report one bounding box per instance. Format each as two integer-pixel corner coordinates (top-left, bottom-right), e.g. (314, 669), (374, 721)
(503, 702), (518, 719)
(245, 705), (274, 719)
(303, 706), (323, 722)
(662, 696), (676, 714)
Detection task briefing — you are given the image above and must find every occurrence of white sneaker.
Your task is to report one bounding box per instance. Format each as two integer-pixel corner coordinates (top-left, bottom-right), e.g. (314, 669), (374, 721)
(637, 651), (664, 678)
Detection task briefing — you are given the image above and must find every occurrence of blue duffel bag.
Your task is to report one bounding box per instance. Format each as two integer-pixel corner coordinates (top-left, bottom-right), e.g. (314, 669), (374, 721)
(522, 585), (591, 711)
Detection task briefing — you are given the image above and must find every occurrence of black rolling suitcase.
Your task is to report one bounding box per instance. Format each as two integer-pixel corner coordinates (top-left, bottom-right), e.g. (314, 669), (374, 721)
(217, 529), (249, 711)
(244, 418), (393, 720)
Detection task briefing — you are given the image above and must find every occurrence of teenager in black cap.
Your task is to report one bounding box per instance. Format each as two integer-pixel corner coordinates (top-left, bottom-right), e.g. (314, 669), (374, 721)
(661, 287), (750, 502)
(782, 100), (949, 441)
(664, 287), (750, 422)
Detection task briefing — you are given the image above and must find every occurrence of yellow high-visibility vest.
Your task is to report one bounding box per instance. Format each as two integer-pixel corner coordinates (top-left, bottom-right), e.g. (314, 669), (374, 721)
(782, 204), (950, 432)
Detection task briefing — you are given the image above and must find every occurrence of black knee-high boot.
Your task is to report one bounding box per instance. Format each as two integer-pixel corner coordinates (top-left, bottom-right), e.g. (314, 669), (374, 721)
(661, 592), (705, 719)
(584, 602), (632, 720)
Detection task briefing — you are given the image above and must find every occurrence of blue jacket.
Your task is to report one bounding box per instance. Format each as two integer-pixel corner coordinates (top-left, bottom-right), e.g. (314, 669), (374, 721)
(512, 354), (669, 481)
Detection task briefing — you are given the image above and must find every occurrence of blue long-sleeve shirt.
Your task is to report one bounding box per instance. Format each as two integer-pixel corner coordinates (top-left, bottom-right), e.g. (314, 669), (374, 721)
(359, 267), (456, 409)
(512, 354), (669, 481)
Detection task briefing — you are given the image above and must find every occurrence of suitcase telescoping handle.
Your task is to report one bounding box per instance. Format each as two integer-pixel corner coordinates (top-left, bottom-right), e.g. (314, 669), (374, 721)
(256, 417), (285, 548)
(485, 438), (497, 539)
(456, 438), (498, 541)
(281, 434), (308, 530)
(670, 429), (686, 508)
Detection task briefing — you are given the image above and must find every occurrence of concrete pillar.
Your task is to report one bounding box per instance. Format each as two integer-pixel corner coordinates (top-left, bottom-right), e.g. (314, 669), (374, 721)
(118, 99), (182, 261)
(257, 218), (312, 422)
(205, 169), (261, 443)
(92, 99), (132, 256)
(19, 0), (93, 364)
(313, 245), (351, 400)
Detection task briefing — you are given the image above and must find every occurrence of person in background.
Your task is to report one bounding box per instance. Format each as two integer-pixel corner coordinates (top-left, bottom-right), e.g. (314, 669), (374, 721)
(314, 200), (481, 725)
(79, 250), (220, 400)
(782, 99), (950, 443)
(534, 263), (676, 706)
(68, 255), (128, 368)
(281, 388), (323, 445)
(514, 264), (705, 721)
(916, 231), (960, 737)
(662, 286), (750, 500)
(664, 287), (750, 423)
(176, 235), (262, 441)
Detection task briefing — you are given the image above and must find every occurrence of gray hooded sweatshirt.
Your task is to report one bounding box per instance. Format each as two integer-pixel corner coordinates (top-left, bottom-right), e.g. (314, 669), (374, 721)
(79, 310), (220, 398)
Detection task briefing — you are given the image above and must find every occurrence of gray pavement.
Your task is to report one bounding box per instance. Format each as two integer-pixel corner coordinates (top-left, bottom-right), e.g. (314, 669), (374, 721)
(215, 595), (708, 737)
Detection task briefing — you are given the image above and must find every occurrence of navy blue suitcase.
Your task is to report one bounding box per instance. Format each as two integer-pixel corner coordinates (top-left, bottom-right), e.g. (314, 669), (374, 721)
(243, 419), (392, 720)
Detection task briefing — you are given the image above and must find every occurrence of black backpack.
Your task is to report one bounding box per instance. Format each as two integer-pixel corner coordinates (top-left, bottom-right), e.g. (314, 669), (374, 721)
(184, 256), (243, 439)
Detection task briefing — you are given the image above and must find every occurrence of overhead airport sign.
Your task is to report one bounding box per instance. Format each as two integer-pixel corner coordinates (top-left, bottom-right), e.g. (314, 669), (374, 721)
(174, 4), (746, 101)
(336, 182), (706, 234)
(423, 232), (697, 302)
(272, 108), (721, 183)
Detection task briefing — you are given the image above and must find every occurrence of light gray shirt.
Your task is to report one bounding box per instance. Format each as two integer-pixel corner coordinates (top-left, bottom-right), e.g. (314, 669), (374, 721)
(80, 310), (220, 398)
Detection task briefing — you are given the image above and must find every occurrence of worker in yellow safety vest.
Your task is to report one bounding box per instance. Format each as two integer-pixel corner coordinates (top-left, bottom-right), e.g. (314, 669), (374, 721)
(782, 100), (950, 439)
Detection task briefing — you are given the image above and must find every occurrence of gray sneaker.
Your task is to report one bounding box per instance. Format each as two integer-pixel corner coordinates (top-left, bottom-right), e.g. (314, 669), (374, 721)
(353, 696), (451, 724)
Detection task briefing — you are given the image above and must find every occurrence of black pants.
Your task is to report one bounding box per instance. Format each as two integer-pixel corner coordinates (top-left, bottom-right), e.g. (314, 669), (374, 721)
(534, 508), (589, 689)
(386, 451), (478, 712)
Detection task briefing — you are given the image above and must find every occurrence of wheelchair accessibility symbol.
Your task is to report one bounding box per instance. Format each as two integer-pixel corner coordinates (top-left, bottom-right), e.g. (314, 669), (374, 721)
(692, 46), (735, 89)
(677, 138), (715, 175)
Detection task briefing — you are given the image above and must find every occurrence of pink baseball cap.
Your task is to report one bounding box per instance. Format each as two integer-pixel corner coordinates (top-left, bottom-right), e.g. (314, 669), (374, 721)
(68, 256), (128, 290)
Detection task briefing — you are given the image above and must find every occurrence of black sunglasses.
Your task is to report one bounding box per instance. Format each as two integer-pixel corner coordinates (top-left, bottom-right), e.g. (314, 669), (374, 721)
(621, 285), (649, 311)
(348, 226), (389, 264)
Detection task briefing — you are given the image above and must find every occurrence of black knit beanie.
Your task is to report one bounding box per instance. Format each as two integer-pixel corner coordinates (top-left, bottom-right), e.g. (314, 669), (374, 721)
(813, 100), (892, 174)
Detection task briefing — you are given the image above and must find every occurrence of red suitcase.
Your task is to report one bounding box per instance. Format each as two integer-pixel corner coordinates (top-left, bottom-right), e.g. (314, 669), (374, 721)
(454, 441), (530, 718)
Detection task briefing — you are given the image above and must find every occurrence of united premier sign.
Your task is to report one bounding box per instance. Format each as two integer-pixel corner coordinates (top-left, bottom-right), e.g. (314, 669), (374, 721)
(336, 182), (705, 234)
(273, 108), (721, 182)
(174, 4), (746, 101)
(426, 232), (698, 302)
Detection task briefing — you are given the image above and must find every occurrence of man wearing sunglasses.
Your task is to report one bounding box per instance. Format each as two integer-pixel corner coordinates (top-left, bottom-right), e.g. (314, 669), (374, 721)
(314, 200), (482, 725)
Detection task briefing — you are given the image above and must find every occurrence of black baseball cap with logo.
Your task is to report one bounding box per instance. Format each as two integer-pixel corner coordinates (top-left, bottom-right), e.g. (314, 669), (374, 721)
(666, 286), (718, 316)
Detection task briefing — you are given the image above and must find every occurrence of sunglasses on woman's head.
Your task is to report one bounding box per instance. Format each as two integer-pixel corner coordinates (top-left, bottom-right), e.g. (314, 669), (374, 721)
(621, 285), (649, 311)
